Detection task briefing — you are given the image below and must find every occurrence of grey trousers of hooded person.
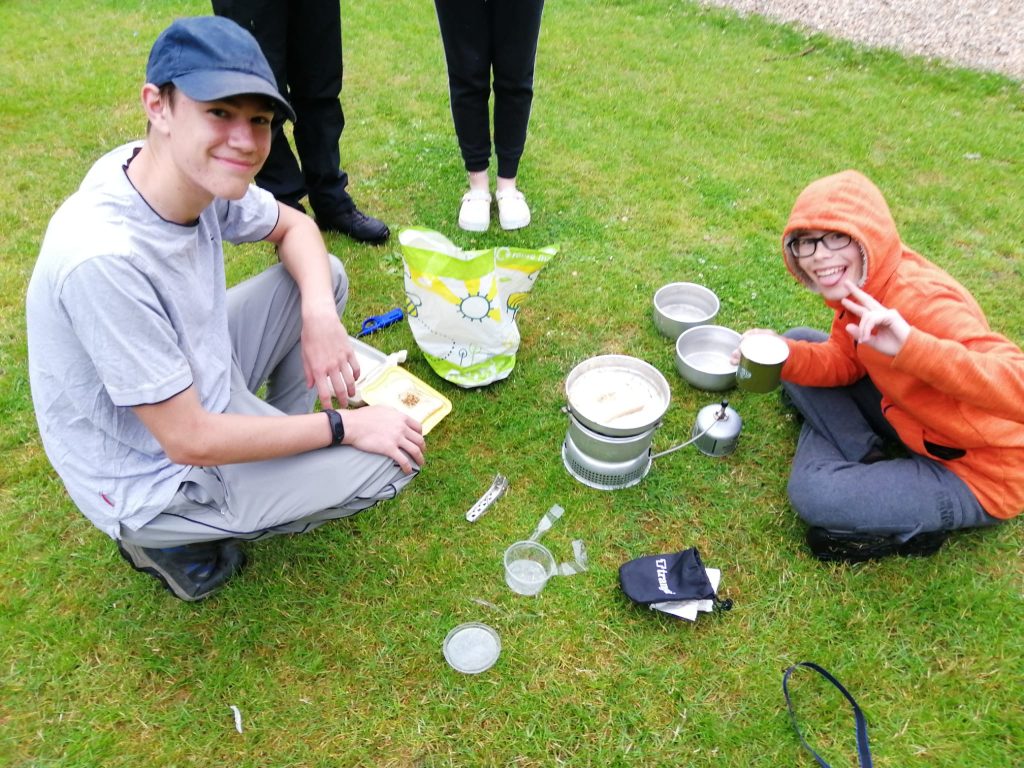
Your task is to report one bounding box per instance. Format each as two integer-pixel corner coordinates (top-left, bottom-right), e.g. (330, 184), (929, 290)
(119, 256), (418, 548)
(781, 328), (998, 539)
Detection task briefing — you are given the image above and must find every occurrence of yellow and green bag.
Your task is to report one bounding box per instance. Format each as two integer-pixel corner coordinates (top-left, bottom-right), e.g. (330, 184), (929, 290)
(399, 228), (557, 388)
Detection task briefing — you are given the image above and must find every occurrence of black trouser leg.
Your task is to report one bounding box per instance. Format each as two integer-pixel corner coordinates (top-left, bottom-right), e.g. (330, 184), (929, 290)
(435, 0), (493, 173)
(286, 0), (351, 216)
(212, 0), (351, 214)
(435, 0), (545, 178)
(212, 0), (305, 206)
(491, 0), (544, 179)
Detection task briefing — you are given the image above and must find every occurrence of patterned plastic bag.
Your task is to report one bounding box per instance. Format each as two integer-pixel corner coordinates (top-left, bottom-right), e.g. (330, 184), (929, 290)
(399, 228), (556, 388)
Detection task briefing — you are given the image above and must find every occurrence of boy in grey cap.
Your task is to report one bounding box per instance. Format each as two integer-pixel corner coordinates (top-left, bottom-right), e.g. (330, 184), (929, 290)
(26, 17), (425, 601)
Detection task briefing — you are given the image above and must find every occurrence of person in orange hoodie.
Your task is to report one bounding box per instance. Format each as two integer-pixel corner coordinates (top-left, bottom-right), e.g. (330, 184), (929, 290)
(736, 170), (1024, 562)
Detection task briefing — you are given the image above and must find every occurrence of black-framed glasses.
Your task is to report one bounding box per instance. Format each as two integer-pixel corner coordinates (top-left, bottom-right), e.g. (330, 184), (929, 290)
(787, 231), (853, 259)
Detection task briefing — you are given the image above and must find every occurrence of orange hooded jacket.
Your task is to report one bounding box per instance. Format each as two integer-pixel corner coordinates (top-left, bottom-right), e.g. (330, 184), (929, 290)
(779, 170), (1024, 520)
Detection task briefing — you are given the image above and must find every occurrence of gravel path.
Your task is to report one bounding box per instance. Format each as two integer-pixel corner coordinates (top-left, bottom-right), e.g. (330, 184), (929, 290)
(699, 0), (1024, 80)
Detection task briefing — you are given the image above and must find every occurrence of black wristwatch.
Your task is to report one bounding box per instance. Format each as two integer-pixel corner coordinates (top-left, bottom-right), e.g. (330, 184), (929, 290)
(325, 409), (345, 446)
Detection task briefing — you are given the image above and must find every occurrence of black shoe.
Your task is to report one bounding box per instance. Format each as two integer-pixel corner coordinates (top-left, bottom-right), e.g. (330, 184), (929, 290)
(316, 207), (390, 245)
(118, 539), (247, 601)
(806, 527), (948, 564)
(895, 530), (949, 557)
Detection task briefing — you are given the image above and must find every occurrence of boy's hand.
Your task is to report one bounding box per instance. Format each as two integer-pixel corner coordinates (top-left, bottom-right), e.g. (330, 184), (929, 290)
(841, 280), (911, 356)
(301, 306), (360, 410)
(729, 328), (781, 365)
(341, 406), (425, 474)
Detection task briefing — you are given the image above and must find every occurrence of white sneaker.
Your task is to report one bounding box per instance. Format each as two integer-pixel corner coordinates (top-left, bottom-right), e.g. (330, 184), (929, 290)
(496, 188), (531, 230)
(458, 189), (491, 232)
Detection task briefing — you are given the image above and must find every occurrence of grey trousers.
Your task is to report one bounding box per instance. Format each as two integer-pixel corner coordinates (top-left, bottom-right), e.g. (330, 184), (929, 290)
(782, 328), (998, 538)
(120, 257), (417, 548)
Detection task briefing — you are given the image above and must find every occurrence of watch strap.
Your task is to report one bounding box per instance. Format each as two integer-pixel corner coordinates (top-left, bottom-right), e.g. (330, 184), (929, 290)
(325, 409), (345, 446)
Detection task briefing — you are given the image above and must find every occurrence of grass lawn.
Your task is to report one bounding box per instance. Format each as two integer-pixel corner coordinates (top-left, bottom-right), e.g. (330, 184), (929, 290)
(1, 0), (1021, 765)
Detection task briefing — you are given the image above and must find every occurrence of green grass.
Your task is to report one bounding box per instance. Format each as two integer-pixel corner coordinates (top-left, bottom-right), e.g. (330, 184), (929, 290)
(2, 0), (1022, 765)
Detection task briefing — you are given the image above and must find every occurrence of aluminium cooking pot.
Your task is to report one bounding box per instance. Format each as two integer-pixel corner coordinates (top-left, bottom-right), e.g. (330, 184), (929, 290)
(565, 411), (657, 463)
(564, 355), (671, 437)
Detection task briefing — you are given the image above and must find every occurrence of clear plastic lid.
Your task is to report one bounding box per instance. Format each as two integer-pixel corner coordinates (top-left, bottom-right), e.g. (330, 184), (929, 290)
(442, 622), (501, 674)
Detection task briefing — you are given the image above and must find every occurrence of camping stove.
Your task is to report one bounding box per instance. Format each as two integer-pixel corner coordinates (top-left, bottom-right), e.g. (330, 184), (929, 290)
(561, 431), (653, 491)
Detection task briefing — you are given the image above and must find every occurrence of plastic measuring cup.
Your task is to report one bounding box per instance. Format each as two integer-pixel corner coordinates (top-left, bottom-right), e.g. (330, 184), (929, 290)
(503, 540), (557, 596)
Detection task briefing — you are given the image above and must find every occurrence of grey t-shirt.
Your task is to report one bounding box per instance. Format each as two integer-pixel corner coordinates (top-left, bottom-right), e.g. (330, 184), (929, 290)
(26, 142), (279, 538)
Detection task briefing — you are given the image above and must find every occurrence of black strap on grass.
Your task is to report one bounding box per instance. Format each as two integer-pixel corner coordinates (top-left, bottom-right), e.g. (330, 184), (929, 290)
(782, 662), (873, 767)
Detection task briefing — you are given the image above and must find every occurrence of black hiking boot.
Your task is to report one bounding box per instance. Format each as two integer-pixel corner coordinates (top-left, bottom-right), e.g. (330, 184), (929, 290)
(806, 527), (948, 564)
(118, 539), (247, 601)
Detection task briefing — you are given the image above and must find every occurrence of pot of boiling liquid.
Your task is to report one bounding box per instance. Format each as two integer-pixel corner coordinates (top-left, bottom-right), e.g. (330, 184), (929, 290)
(562, 356), (670, 490)
(564, 355), (671, 437)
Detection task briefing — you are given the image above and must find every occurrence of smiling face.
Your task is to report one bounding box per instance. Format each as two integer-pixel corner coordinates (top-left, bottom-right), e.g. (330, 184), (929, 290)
(131, 85), (278, 224)
(146, 88), (274, 209)
(170, 92), (274, 201)
(787, 229), (864, 302)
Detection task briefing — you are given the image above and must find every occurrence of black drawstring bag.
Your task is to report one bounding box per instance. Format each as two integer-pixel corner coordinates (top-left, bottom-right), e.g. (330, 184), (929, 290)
(618, 547), (732, 609)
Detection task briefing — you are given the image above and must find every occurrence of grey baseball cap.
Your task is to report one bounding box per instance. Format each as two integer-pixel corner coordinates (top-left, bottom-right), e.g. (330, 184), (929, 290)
(146, 16), (295, 122)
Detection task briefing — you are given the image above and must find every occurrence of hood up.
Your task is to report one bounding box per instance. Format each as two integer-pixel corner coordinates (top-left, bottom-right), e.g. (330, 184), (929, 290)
(782, 170), (904, 305)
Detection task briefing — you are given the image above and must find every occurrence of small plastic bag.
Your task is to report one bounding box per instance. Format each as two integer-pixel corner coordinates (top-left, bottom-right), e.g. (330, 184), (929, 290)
(399, 228), (557, 388)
